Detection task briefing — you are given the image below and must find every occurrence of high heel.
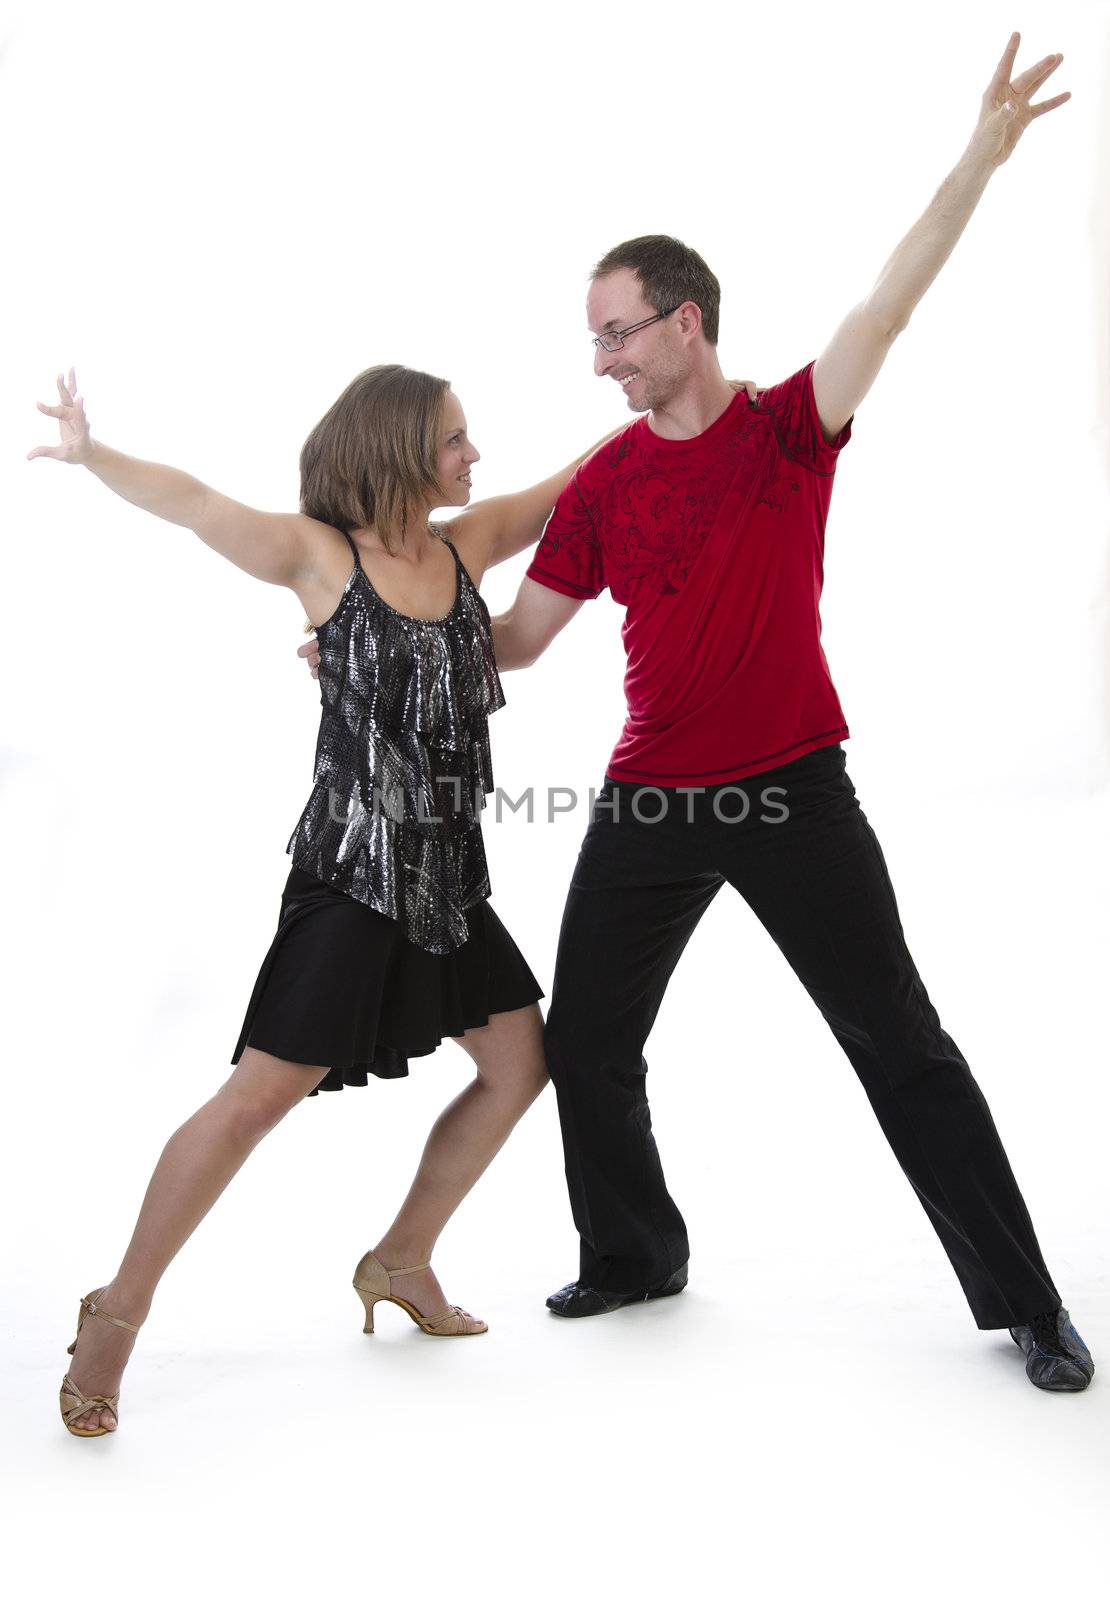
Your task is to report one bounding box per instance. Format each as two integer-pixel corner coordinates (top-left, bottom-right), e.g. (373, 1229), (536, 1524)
(352, 1250), (487, 1337)
(59, 1287), (143, 1437)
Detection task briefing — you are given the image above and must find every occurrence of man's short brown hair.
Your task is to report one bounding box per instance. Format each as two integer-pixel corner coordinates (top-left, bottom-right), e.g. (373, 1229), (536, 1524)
(590, 235), (721, 346)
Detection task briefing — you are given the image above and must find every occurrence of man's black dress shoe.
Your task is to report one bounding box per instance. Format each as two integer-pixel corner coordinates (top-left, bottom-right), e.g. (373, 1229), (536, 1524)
(1009, 1306), (1094, 1392)
(546, 1262), (689, 1317)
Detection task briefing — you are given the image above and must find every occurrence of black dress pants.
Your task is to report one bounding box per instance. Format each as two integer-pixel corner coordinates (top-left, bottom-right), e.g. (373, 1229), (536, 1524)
(543, 743), (1063, 1330)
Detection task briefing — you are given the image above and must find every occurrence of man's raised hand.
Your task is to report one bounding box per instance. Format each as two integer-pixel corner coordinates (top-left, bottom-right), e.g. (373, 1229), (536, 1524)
(968, 32), (1069, 170)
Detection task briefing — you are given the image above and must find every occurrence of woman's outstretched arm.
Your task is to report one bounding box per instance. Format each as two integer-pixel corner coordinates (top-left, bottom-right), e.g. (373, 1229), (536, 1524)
(445, 379), (762, 584)
(295, 376), (764, 680)
(445, 425), (623, 582)
(29, 369), (320, 588)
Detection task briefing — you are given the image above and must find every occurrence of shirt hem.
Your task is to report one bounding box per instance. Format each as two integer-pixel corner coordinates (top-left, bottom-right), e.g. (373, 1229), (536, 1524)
(603, 726), (850, 787)
(524, 565), (602, 599)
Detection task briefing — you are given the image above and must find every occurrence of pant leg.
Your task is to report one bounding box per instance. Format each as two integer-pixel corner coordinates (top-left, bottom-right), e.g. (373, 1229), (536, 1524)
(545, 782), (723, 1293)
(710, 745), (1062, 1330)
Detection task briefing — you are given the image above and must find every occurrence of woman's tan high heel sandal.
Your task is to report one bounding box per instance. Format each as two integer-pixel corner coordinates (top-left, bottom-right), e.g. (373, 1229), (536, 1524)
(352, 1250), (488, 1336)
(59, 1287), (143, 1437)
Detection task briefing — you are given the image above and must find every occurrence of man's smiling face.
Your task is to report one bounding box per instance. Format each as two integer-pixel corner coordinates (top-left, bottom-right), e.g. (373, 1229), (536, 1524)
(587, 267), (693, 414)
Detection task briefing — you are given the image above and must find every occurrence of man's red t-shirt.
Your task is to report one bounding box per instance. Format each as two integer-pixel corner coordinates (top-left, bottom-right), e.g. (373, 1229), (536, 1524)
(524, 360), (853, 787)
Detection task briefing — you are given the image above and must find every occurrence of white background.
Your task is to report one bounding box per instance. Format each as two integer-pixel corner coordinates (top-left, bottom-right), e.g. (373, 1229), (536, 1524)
(3, 0), (1108, 1592)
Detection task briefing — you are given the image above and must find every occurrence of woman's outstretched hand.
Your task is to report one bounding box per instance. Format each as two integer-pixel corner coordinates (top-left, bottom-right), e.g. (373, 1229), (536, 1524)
(28, 368), (94, 465)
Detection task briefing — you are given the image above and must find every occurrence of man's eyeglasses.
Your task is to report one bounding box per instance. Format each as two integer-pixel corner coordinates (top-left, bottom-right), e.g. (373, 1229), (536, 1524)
(591, 306), (680, 353)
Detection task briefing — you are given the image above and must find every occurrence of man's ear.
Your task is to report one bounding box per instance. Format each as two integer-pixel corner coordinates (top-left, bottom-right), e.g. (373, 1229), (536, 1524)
(675, 300), (703, 342)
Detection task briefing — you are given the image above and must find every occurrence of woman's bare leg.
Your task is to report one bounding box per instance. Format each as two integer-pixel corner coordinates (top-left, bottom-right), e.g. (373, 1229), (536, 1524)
(370, 1001), (548, 1319)
(63, 1047), (328, 1432)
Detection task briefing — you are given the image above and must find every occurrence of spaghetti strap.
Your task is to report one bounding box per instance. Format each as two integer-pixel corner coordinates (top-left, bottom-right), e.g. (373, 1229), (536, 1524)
(339, 529), (363, 570)
(438, 529), (482, 599)
(442, 536), (471, 592)
(431, 523), (463, 564)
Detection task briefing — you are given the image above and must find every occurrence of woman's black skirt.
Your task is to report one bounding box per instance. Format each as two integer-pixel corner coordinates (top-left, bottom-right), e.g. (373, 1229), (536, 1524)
(231, 865), (545, 1095)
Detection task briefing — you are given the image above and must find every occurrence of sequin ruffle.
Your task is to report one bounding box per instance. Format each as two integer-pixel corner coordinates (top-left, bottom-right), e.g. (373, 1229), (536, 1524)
(285, 531), (506, 954)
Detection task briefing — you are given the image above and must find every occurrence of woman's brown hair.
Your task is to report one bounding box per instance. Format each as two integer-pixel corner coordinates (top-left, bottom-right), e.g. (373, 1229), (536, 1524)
(299, 363), (451, 557)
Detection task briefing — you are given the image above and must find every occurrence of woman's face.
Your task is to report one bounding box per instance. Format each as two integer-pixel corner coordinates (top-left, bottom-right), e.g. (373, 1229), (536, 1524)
(435, 389), (481, 507)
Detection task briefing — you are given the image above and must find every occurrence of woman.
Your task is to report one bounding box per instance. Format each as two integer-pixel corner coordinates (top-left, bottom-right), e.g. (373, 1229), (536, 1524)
(33, 361), (761, 1437)
(29, 361), (618, 1437)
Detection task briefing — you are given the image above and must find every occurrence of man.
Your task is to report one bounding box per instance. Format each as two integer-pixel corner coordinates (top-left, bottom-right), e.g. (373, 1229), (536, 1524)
(301, 37), (1091, 1392)
(486, 34), (1092, 1394)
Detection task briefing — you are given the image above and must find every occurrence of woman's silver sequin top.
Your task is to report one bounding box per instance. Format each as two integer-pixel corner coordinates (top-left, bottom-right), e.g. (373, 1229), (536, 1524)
(286, 526), (506, 954)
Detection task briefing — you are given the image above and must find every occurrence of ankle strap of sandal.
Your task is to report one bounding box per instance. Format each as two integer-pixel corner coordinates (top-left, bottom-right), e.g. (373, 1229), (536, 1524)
(84, 1293), (142, 1333)
(385, 1263), (430, 1277)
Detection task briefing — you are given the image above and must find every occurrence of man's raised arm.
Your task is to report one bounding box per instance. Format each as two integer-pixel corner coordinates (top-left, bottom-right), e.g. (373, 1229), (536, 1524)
(810, 31), (1069, 443)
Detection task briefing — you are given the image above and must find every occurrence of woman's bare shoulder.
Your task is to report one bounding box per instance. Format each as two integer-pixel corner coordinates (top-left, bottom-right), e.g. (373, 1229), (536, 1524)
(430, 508), (493, 587)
